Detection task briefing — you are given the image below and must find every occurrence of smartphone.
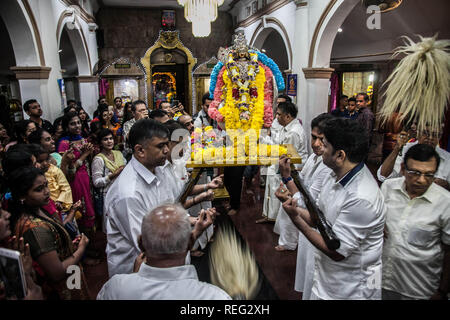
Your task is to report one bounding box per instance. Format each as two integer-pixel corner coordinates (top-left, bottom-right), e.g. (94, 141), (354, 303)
(0, 248), (27, 299)
(172, 100), (179, 107)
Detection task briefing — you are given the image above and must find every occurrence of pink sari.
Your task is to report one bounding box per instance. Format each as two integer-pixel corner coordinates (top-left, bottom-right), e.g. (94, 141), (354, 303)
(58, 138), (95, 229)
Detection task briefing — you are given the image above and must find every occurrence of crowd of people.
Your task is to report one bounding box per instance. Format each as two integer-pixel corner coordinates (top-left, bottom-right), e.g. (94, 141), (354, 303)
(0, 91), (449, 300)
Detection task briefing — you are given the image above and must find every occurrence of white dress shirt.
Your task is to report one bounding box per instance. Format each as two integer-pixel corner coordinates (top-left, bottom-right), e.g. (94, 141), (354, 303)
(293, 155), (332, 299)
(381, 177), (450, 299)
(194, 109), (213, 128)
(105, 157), (175, 277)
(377, 141), (450, 184)
(263, 119), (309, 221)
(97, 263), (231, 300)
(311, 163), (386, 299)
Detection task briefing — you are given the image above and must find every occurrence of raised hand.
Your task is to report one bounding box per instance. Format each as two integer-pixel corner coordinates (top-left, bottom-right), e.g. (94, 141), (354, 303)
(279, 155), (292, 178)
(275, 182), (292, 202)
(198, 189), (215, 203)
(208, 174), (224, 189)
(282, 197), (300, 219)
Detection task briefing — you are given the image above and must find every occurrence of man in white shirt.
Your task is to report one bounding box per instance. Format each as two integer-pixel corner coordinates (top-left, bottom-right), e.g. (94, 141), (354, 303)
(122, 100), (149, 160)
(378, 125), (450, 190)
(194, 93), (215, 129)
(282, 118), (386, 299)
(274, 113), (333, 299)
(98, 203), (230, 300)
(381, 143), (450, 300)
(275, 114), (333, 253)
(105, 119), (175, 277)
(257, 102), (308, 226)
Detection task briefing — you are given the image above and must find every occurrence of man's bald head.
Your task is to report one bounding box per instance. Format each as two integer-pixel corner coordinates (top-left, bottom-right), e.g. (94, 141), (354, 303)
(178, 114), (194, 133)
(141, 203), (191, 255)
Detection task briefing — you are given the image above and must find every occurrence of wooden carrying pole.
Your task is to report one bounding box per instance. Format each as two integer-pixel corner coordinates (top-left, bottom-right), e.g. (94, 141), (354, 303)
(290, 164), (340, 250)
(176, 167), (205, 204)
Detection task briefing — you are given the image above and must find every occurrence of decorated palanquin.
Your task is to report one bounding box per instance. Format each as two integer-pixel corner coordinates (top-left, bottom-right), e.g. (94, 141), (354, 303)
(188, 34), (301, 167)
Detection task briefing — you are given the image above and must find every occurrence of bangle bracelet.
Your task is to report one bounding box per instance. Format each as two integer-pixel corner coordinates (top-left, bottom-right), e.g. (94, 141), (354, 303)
(204, 184), (208, 192)
(282, 176), (293, 184)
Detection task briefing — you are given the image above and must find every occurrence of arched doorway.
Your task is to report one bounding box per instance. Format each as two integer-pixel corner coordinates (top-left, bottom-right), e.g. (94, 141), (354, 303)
(0, 14), (20, 134)
(0, 0), (43, 67)
(141, 30), (197, 113)
(150, 48), (188, 110)
(57, 12), (92, 108)
(59, 26), (80, 105)
(252, 27), (290, 74)
(0, 0), (44, 130)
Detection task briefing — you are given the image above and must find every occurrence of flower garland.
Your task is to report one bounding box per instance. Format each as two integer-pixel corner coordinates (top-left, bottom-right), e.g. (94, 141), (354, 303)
(208, 67), (226, 123)
(209, 61), (224, 99)
(262, 64), (274, 128)
(249, 50), (285, 91)
(219, 61), (266, 131)
(208, 51), (285, 96)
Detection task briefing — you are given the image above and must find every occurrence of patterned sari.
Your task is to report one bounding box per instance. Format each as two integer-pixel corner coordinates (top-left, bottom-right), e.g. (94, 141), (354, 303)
(58, 135), (96, 229)
(14, 211), (90, 300)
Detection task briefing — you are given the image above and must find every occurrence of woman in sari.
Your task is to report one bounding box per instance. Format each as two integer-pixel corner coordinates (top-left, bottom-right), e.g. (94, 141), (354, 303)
(58, 112), (99, 264)
(91, 129), (126, 231)
(8, 167), (89, 299)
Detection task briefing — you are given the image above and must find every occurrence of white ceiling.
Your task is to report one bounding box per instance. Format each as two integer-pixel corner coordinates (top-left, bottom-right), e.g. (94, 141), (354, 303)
(101, 0), (235, 11)
(331, 0), (450, 62)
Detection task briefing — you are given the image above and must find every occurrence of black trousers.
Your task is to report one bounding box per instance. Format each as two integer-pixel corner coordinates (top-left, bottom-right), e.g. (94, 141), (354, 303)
(223, 166), (246, 210)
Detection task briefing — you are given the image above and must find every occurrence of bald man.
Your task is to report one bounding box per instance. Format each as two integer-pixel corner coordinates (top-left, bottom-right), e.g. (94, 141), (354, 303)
(178, 114), (194, 134)
(97, 204), (230, 300)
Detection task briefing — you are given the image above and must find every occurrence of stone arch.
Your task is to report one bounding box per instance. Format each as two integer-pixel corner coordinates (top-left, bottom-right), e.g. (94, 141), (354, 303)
(250, 17), (292, 70)
(308, 0), (359, 68)
(56, 11), (92, 75)
(0, 0), (44, 66)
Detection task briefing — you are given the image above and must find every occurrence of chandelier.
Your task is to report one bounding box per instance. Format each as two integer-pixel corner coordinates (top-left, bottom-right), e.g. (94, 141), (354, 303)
(177, 0), (224, 37)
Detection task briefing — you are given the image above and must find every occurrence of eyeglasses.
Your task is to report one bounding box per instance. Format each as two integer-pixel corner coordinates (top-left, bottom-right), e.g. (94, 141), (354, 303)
(404, 167), (436, 179)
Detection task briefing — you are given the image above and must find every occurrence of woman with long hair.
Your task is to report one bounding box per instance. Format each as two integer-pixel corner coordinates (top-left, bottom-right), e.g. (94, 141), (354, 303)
(121, 102), (133, 127)
(52, 117), (64, 152)
(76, 106), (91, 138)
(4, 120), (37, 151)
(8, 167), (89, 299)
(57, 112), (98, 264)
(98, 104), (122, 149)
(91, 129), (126, 230)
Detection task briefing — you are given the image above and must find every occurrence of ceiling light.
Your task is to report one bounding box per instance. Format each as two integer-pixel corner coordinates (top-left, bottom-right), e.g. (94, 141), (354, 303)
(178, 0), (224, 37)
(338, 28), (343, 33)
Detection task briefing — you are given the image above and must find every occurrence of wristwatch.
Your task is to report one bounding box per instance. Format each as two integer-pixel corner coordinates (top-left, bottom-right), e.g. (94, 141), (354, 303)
(282, 176), (292, 184)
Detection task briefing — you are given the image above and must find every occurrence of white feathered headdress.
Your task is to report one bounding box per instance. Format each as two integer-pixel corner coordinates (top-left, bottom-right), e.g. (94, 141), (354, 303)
(379, 35), (450, 134)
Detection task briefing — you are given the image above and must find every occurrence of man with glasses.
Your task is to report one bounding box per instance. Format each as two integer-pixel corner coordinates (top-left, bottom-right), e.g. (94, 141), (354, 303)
(122, 100), (149, 161)
(378, 125), (450, 190)
(381, 144), (450, 299)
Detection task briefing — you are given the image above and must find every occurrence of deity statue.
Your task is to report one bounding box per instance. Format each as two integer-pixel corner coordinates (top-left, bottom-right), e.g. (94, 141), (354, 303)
(208, 33), (285, 132)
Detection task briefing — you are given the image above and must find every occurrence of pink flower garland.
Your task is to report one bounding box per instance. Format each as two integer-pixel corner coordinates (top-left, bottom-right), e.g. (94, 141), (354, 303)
(209, 64), (274, 129)
(208, 67), (226, 123)
(262, 64), (274, 128)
